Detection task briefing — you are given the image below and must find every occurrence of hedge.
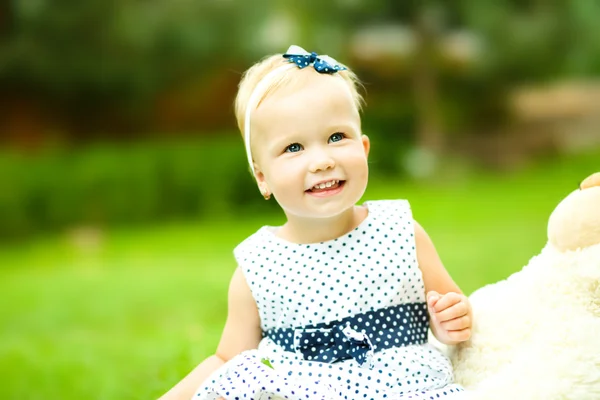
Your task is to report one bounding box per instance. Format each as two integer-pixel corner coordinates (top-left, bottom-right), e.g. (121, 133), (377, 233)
(0, 137), (282, 239)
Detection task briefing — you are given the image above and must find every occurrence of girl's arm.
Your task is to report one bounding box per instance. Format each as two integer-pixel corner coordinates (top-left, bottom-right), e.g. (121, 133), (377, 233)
(413, 220), (472, 345)
(159, 267), (262, 400)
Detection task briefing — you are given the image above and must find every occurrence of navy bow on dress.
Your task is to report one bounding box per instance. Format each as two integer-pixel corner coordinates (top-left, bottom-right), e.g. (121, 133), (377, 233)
(283, 45), (347, 74)
(294, 323), (374, 366)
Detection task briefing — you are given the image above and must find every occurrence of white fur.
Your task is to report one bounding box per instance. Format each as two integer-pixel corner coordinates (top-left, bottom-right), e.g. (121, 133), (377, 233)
(448, 182), (600, 399)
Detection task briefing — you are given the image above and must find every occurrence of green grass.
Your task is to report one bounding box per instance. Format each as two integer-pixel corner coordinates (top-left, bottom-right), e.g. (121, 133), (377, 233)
(0, 150), (598, 399)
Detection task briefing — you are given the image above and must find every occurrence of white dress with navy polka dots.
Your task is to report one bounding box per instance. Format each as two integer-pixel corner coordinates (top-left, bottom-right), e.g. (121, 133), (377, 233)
(193, 200), (465, 400)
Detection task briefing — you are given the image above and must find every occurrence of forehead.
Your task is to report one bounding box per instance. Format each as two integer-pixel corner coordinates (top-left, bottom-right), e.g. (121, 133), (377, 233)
(251, 70), (360, 140)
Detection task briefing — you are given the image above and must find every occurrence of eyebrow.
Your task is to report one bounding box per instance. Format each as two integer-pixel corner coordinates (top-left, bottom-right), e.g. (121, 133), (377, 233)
(330, 123), (359, 134)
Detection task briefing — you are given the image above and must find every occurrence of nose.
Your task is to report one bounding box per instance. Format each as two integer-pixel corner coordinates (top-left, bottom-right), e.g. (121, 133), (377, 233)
(308, 147), (335, 173)
(580, 172), (600, 190)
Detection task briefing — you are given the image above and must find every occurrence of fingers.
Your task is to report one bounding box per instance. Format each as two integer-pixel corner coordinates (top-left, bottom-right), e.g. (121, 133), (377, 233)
(434, 299), (469, 322)
(439, 315), (471, 331)
(427, 291), (440, 308)
(444, 328), (472, 343)
(430, 292), (463, 313)
(428, 292), (472, 344)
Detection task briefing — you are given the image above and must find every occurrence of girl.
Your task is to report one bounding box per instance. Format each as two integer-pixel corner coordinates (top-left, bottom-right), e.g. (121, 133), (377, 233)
(160, 45), (472, 400)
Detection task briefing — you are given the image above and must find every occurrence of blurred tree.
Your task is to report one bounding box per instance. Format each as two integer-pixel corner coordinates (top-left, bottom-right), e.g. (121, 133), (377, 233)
(1, 0), (600, 148)
(0, 0), (272, 142)
(458, 0), (600, 83)
(348, 0), (600, 164)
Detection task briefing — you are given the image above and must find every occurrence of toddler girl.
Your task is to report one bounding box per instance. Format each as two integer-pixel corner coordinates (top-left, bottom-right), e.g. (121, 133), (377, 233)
(160, 45), (472, 400)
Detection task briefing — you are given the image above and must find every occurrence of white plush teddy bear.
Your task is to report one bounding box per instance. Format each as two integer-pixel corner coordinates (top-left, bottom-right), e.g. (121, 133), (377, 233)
(450, 172), (600, 400)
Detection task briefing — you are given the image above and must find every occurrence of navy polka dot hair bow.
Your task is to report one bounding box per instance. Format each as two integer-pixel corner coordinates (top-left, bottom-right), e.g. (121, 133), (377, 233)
(283, 45), (347, 74)
(295, 323), (374, 366)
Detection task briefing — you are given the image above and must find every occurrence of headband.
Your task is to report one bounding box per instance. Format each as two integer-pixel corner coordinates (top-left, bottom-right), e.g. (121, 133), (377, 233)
(243, 45), (347, 172)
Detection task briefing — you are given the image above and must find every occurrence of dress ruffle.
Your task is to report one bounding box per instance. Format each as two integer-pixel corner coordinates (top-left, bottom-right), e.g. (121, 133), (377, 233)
(195, 350), (337, 400)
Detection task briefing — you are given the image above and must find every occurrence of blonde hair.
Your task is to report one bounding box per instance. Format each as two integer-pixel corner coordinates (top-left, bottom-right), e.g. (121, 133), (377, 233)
(234, 51), (365, 140)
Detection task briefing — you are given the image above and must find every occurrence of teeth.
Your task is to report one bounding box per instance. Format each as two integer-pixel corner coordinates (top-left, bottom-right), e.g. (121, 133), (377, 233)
(312, 180), (338, 190)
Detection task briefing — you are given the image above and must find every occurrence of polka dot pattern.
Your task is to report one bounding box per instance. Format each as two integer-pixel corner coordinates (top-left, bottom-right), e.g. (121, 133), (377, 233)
(266, 302), (429, 365)
(193, 200), (465, 400)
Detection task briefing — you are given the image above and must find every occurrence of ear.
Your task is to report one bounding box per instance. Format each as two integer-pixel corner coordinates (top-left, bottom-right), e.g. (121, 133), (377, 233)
(253, 163), (270, 195)
(253, 163), (264, 183)
(361, 135), (370, 157)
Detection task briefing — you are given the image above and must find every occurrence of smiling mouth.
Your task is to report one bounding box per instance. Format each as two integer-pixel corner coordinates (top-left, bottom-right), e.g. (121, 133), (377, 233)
(306, 180), (345, 193)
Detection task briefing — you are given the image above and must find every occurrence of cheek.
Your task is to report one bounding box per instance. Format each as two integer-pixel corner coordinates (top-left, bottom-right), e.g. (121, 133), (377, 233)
(346, 148), (369, 169)
(266, 159), (302, 186)
(348, 153), (369, 183)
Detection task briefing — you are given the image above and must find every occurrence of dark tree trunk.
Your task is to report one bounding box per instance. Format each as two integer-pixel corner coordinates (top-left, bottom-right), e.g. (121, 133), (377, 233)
(0, 0), (14, 39)
(413, 6), (444, 157)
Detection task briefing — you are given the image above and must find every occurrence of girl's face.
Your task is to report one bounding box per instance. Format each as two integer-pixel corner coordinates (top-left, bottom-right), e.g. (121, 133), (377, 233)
(251, 72), (370, 222)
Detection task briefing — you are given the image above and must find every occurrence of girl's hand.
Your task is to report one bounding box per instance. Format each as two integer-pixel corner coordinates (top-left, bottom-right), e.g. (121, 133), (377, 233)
(427, 291), (472, 345)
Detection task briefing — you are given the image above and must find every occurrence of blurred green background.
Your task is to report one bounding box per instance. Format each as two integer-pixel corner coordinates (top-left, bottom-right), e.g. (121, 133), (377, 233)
(1, 1), (600, 399)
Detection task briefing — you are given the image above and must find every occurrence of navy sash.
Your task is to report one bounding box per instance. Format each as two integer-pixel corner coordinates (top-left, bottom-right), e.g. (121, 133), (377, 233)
(264, 303), (429, 366)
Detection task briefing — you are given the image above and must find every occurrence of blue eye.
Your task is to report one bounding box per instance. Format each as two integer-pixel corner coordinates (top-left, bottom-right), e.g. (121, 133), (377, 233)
(285, 143), (303, 153)
(329, 133), (345, 143)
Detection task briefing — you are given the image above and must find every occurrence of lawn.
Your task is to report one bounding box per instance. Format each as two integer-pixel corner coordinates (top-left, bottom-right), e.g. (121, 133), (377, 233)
(0, 151), (597, 399)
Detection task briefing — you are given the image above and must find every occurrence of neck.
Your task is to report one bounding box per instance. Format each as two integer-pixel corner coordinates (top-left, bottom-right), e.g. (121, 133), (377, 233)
(277, 205), (368, 244)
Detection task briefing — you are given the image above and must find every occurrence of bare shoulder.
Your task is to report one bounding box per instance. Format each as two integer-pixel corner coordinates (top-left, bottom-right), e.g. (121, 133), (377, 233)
(413, 219), (438, 261)
(413, 219), (427, 240)
(413, 219), (462, 295)
(229, 267), (253, 298)
(215, 267), (262, 361)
